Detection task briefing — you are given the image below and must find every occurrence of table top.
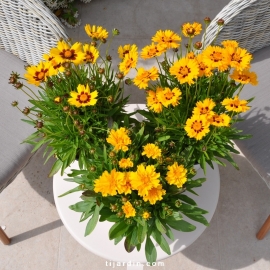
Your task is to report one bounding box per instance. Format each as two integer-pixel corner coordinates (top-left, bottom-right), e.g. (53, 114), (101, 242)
(53, 104), (220, 263)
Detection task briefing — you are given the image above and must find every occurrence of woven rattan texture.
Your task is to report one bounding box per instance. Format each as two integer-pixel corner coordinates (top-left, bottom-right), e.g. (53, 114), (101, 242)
(0, 0), (69, 65)
(203, 0), (270, 53)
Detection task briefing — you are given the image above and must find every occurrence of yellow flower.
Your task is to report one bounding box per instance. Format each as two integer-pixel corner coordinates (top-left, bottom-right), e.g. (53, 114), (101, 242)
(142, 143), (162, 159)
(24, 61), (53, 86)
(85, 24), (108, 40)
(227, 47), (252, 71)
(118, 44), (137, 59)
(50, 41), (84, 65)
(156, 87), (182, 107)
(117, 172), (132, 195)
(187, 51), (196, 59)
(133, 67), (159, 89)
(82, 44), (99, 64)
(142, 184), (166, 205)
(119, 158), (133, 169)
(43, 54), (64, 73)
(221, 40), (239, 49)
(142, 211), (151, 220)
(129, 164), (160, 197)
(106, 127), (131, 152)
(122, 201), (136, 218)
(192, 98), (216, 119)
(166, 162), (187, 188)
(146, 89), (163, 113)
(196, 53), (213, 77)
(184, 114), (210, 140)
(221, 96), (250, 113)
(119, 50), (138, 75)
(182, 22), (202, 38)
(152, 30), (181, 49)
(68, 84), (98, 107)
(230, 69), (258, 85)
(140, 43), (167, 59)
(169, 57), (199, 85)
(94, 169), (125, 196)
(202, 45), (230, 71)
(209, 113), (231, 127)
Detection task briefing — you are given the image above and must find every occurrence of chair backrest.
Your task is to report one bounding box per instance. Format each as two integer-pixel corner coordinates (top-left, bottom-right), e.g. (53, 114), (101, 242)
(203, 0), (270, 53)
(0, 0), (69, 65)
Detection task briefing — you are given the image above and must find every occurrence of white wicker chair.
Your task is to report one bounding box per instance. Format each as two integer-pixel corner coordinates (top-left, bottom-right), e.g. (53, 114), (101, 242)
(0, 0), (69, 245)
(203, 0), (270, 53)
(0, 0), (69, 65)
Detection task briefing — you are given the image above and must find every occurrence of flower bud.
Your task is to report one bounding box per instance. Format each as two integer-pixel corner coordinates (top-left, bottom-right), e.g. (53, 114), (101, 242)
(15, 82), (23, 89)
(134, 200), (142, 207)
(79, 130), (85, 135)
(109, 151), (116, 158)
(62, 62), (71, 69)
(116, 72), (124, 80)
(101, 38), (107, 43)
(116, 211), (124, 218)
(89, 165), (96, 172)
(72, 110), (79, 115)
(110, 204), (118, 212)
(172, 48), (178, 52)
(121, 196), (128, 203)
(11, 101), (18, 107)
(169, 141), (175, 148)
(106, 55), (112, 61)
(9, 77), (16, 84)
(90, 41), (97, 47)
(63, 106), (70, 112)
(175, 199), (182, 208)
(204, 17), (211, 23)
(35, 121), (43, 129)
(98, 68), (105, 74)
(74, 120), (80, 126)
(194, 41), (202, 49)
(125, 219), (133, 225)
(166, 209), (173, 216)
(107, 95), (114, 103)
(65, 70), (71, 77)
(37, 112), (43, 118)
(125, 78), (133, 85)
(112, 28), (120, 36)
(54, 96), (61, 103)
(89, 148), (95, 154)
(23, 107), (30, 115)
(217, 19), (225, 26)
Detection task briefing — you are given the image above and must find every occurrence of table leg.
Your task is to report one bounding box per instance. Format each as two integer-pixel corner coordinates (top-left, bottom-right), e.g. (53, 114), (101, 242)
(256, 215), (270, 240)
(0, 225), (11, 245)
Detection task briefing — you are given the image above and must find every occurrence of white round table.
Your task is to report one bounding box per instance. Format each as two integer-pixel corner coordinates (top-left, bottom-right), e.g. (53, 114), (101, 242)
(53, 104), (220, 269)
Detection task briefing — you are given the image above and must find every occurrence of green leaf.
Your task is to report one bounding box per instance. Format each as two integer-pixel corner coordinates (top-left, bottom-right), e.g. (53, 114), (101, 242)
(109, 221), (130, 240)
(157, 135), (170, 142)
(58, 185), (82, 197)
(151, 228), (171, 255)
(166, 219), (196, 232)
(155, 218), (166, 234)
(137, 223), (147, 244)
(48, 159), (63, 177)
(145, 236), (157, 265)
(183, 213), (209, 226)
(124, 230), (136, 253)
(85, 203), (102, 236)
(177, 194), (197, 206)
(69, 201), (94, 212)
(114, 235), (124, 245)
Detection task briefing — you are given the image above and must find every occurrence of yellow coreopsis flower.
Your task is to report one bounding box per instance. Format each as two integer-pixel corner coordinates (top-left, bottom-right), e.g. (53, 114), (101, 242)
(227, 47), (252, 71)
(156, 87), (182, 107)
(43, 54), (65, 73)
(117, 172), (132, 195)
(122, 201), (136, 218)
(166, 162), (187, 188)
(129, 164), (160, 197)
(118, 44), (137, 59)
(94, 169), (125, 196)
(192, 98), (216, 119)
(209, 113), (231, 127)
(142, 143), (162, 159)
(184, 114), (210, 140)
(119, 158), (133, 169)
(152, 29), (181, 49)
(196, 53), (213, 77)
(221, 40), (239, 49)
(106, 127), (131, 152)
(24, 61), (54, 86)
(146, 89), (163, 113)
(202, 45), (230, 72)
(169, 57), (199, 85)
(68, 84), (98, 107)
(140, 43), (167, 59)
(142, 211), (151, 220)
(82, 44), (99, 64)
(84, 24), (108, 40)
(230, 69), (258, 85)
(50, 41), (84, 65)
(133, 67), (159, 89)
(119, 50), (138, 75)
(182, 22), (202, 38)
(221, 96), (250, 113)
(142, 184), (166, 205)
